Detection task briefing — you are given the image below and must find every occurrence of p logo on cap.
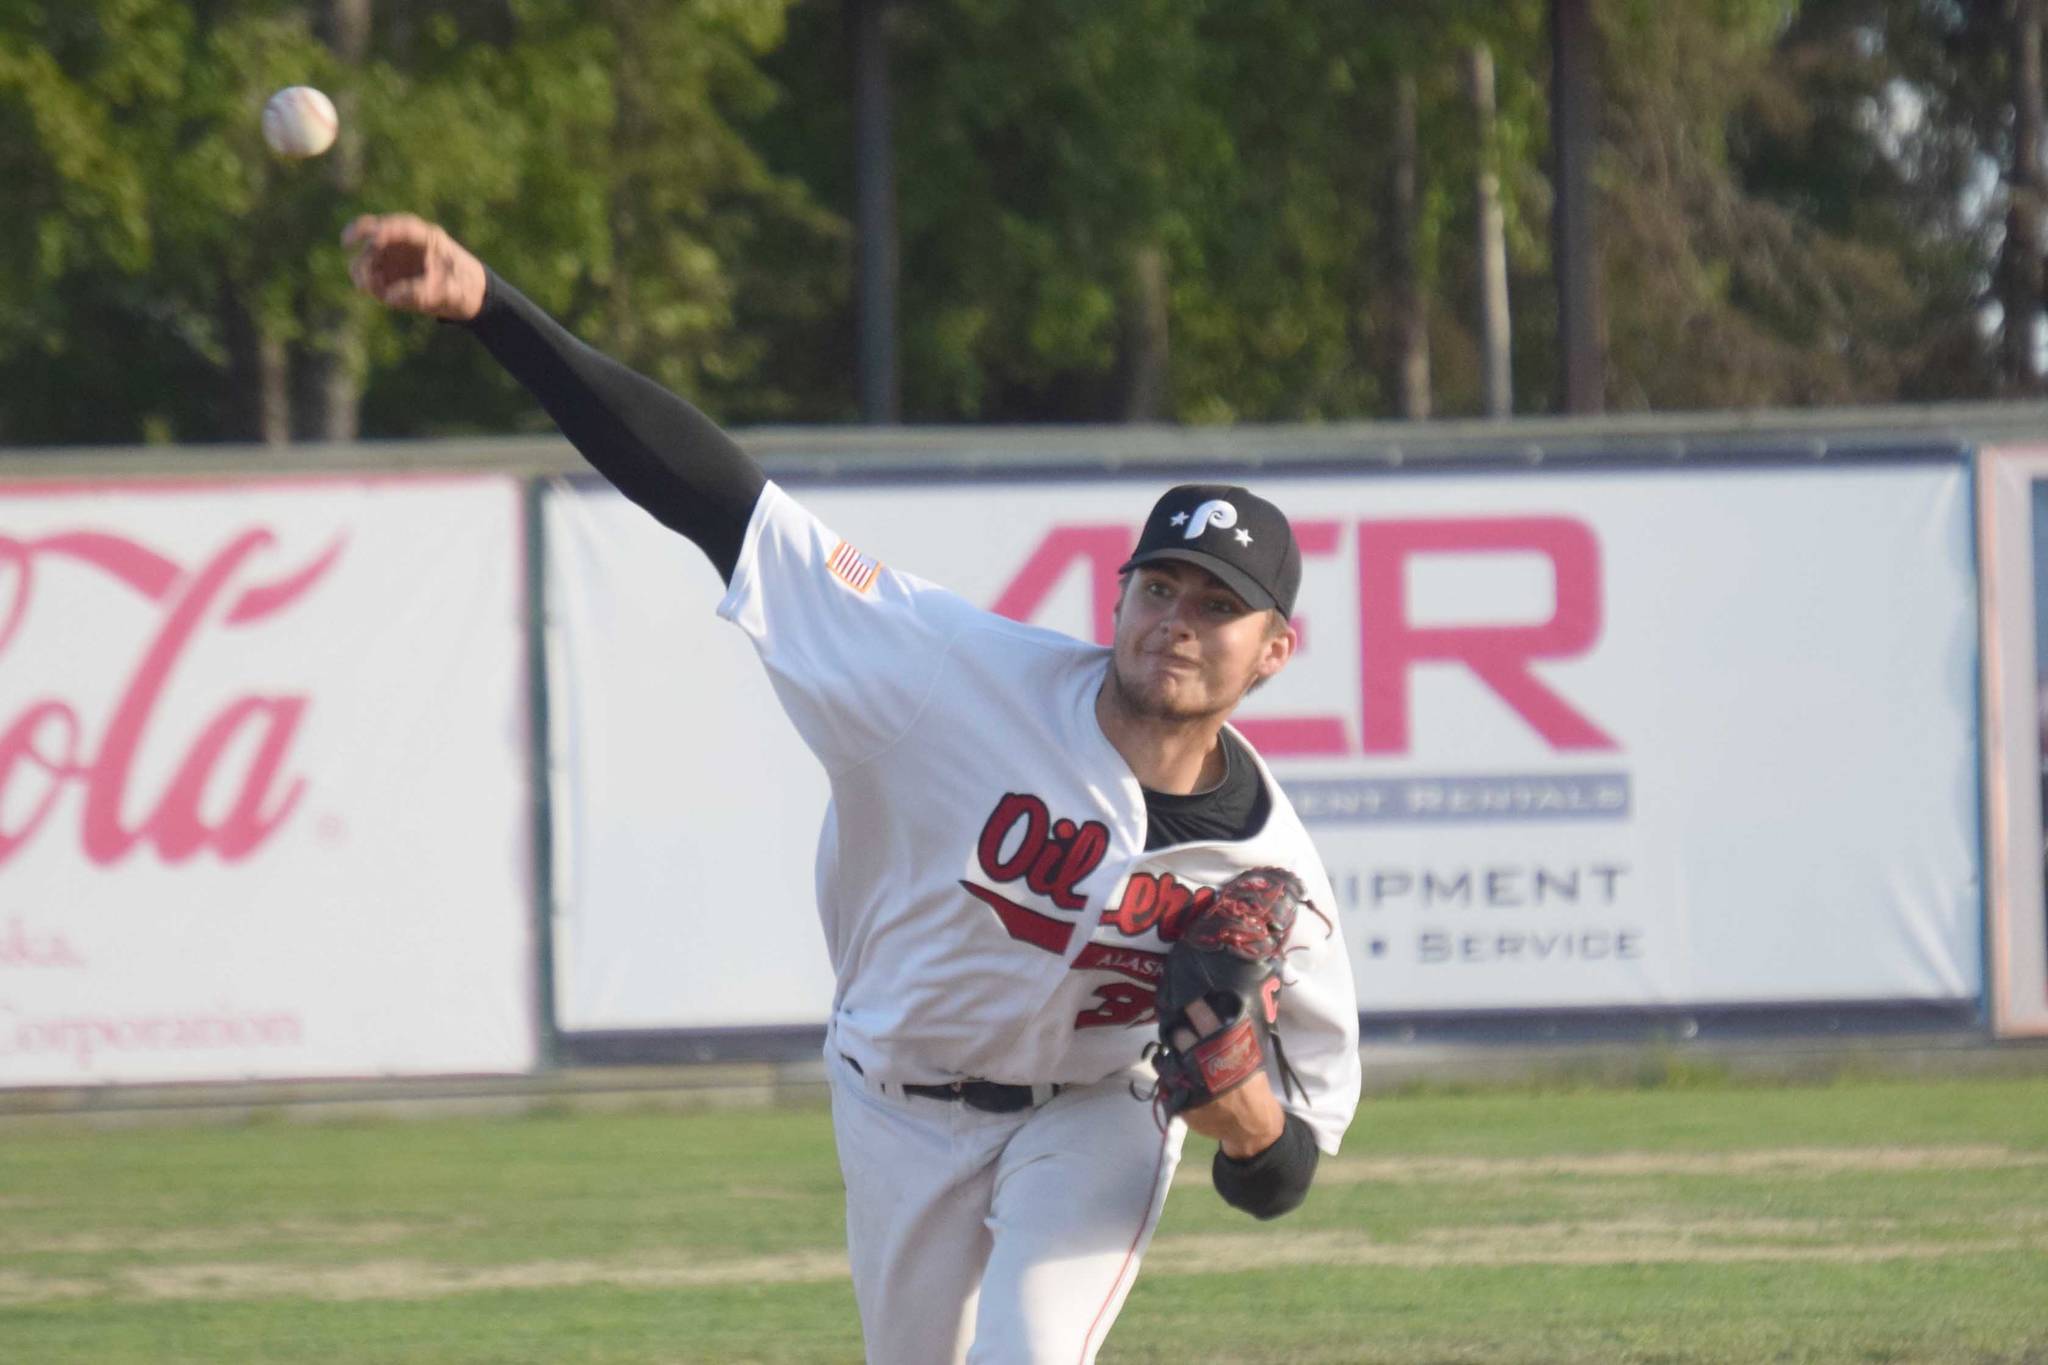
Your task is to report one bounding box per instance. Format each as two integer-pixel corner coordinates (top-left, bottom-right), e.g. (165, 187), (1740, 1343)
(1184, 500), (1239, 540)
(1121, 483), (1302, 619)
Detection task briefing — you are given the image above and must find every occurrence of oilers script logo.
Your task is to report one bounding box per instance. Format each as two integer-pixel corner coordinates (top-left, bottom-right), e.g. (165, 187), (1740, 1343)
(961, 792), (1234, 1030)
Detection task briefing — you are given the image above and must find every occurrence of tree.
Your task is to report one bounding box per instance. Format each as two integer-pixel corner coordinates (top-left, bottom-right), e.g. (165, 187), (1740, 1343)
(1, 0), (2028, 439)
(0, 0), (838, 445)
(1600, 0), (1998, 406)
(754, 0), (1556, 422)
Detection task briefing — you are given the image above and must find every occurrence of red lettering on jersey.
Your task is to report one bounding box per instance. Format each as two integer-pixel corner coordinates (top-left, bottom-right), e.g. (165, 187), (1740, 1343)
(1072, 941), (1165, 984)
(1156, 879), (1214, 942)
(973, 792), (1108, 912)
(1107, 872), (1215, 942)
(961, 882), (1074, 953)
(1113, 875), (1160, 935)
(976, 792), (1045, 880)
(1075, 981), (1156, 1029)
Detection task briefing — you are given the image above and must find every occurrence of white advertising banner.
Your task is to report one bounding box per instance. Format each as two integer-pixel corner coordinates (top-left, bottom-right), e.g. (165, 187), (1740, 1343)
(1978, 445), (2048, 1038)
(0, 477), (535, 1085)
(545, 461), (1979, 1030)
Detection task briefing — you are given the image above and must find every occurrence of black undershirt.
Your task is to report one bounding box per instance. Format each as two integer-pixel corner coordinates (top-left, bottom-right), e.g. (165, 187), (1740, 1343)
(1141, 729), (1270, 848)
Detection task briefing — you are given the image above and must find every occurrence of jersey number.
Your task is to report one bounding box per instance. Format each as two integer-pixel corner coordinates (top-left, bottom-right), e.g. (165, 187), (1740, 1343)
(1075, 981), (1156, 1029)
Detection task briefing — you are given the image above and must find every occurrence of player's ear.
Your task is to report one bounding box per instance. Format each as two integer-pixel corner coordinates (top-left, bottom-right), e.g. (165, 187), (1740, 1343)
(1257, 617), (1297, 681)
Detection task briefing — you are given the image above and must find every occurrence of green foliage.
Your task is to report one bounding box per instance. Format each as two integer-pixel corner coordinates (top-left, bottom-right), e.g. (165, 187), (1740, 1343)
(0, 0), (837, 442)
(882, 0), (1221, 417)
(0, 0), (2026, 439)
(1598, 0), (1999, 407)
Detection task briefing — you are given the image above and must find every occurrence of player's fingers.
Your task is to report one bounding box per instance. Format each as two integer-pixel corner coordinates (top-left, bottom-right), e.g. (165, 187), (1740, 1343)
(339, 214), (380, 248)
(377, 212), (436, 243)
(346, 244), (398, 296)
(376, 276), (430, 311)
(351, 249), (399, 296)
(346, 212), (436, 255)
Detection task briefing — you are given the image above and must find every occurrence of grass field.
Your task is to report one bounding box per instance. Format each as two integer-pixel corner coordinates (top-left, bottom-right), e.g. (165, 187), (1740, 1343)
(3, 1073), (2046, 1364)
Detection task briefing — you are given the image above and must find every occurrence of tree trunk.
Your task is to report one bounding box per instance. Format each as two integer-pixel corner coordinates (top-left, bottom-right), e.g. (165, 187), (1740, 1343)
(224, 291), (292, 446)
(2003, 0), (2045, 392)
(850, 0), (901, 423)
(1389, 74), (1431, 419)
(1469, 44), (1513, 418)
(1123, 243), (1170, 421)
(601, 0), (654, 367)
(1551, 0), (1604, 413)
(299, 0), (372, 441)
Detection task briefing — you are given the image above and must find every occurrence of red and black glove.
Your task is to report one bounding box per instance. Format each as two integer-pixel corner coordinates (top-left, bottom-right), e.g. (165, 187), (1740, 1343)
(1147, 866), (1305, 1120)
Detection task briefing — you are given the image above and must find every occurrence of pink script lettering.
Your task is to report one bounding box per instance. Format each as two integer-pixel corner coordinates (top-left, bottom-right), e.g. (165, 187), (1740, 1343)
(0, 527), (341, 866)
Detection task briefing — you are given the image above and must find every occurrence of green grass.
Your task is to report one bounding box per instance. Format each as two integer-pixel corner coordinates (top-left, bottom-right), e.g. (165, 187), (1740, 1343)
(4, 1076), (2047, 1363)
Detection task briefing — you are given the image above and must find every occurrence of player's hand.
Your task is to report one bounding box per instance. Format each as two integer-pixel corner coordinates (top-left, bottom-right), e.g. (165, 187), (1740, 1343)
(342, 213), (487, 321)
(1177, 1068), (1287, 1158)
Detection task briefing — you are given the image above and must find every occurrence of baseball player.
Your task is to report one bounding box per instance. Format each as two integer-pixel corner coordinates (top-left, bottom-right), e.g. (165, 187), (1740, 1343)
(344, 213), (1362, 1364)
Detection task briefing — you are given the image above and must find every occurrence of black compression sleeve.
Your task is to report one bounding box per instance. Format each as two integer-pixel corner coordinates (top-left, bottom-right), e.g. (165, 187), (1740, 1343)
(1211, 1110), (1320, 1220)
(462, 268), (766, 582)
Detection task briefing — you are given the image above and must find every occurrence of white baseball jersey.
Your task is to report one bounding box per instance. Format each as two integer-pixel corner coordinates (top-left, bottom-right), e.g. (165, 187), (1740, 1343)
(719, 483), (1362, 1152)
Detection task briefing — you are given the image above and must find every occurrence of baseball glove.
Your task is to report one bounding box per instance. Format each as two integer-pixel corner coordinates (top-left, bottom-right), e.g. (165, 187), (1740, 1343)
(1146, 866), (1306, 1121)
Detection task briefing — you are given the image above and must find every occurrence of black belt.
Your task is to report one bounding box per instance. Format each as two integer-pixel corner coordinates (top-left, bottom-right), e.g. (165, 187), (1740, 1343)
(902, 1079), (1045, 1113)
(842, 1054), (1055, 1114)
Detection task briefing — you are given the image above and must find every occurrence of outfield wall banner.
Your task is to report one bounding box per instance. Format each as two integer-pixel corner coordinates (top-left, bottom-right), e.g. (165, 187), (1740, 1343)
(544, 461), (1980, 1031)
(1978, 445), (2048, 1038)
(0, 478), (535, 1085)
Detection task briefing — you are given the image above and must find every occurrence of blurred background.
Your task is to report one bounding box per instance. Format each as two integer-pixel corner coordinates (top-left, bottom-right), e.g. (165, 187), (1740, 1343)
(3, 0), (2043, 446)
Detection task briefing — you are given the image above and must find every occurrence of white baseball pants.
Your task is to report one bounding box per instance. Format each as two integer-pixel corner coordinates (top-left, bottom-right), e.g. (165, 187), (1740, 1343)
(825, 1049), (1187, 1364)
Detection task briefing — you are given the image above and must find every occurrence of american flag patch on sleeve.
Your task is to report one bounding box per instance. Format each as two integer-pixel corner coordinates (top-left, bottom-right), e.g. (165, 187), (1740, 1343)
(826, 539), (882, 594)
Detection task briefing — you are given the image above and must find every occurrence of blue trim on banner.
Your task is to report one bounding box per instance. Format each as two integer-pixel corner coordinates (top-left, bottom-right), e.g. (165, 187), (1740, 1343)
(1968, 448), (1993, 1032)
(1284, 773), (1630, 824)
(547, 442), (1972, 495)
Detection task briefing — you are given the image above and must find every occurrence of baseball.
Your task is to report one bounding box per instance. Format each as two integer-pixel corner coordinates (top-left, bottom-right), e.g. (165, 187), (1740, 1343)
(261, 85), (338, 159)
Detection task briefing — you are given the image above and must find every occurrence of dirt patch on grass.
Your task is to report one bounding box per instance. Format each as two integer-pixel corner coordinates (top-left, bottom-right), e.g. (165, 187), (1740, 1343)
(0, 1269), (101, 1305)
(1143, 1226), (2043, 1271)
(3, 1153), (2042, 1308)
(4, 1219), (2031, 1306)
(1275, 1143), (2048, 1187)
(8, 1218), (442, 1256)
(117, 1248), (853, 1302)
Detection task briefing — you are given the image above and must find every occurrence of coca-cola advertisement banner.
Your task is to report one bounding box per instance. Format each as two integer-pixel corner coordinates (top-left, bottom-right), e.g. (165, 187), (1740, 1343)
(544, 459), (1979, 1031)
(1976, 444), (2048, 1038)
(0, 477), (536, 1086)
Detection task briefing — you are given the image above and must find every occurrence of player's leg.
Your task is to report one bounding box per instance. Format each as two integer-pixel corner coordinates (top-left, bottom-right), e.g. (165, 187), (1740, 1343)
(826, 1051), (1011, 1364)
(966, 1068), (1188, 1365)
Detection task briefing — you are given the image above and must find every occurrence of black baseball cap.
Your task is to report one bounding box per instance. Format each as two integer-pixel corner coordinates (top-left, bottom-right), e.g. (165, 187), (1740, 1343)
(1118, 484), (1302, 618)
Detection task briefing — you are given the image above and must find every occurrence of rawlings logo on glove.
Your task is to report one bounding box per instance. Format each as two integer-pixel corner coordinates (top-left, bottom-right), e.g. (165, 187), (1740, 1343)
(1145, 866), (1310, 1123)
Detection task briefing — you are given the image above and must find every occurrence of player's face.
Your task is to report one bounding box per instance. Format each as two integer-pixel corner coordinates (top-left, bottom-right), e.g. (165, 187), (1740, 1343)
(1107, 563), (1296, 723)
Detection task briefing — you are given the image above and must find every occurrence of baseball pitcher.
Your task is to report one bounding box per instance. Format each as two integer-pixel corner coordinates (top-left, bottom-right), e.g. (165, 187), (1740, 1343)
(345, 213), (1362, 1365)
